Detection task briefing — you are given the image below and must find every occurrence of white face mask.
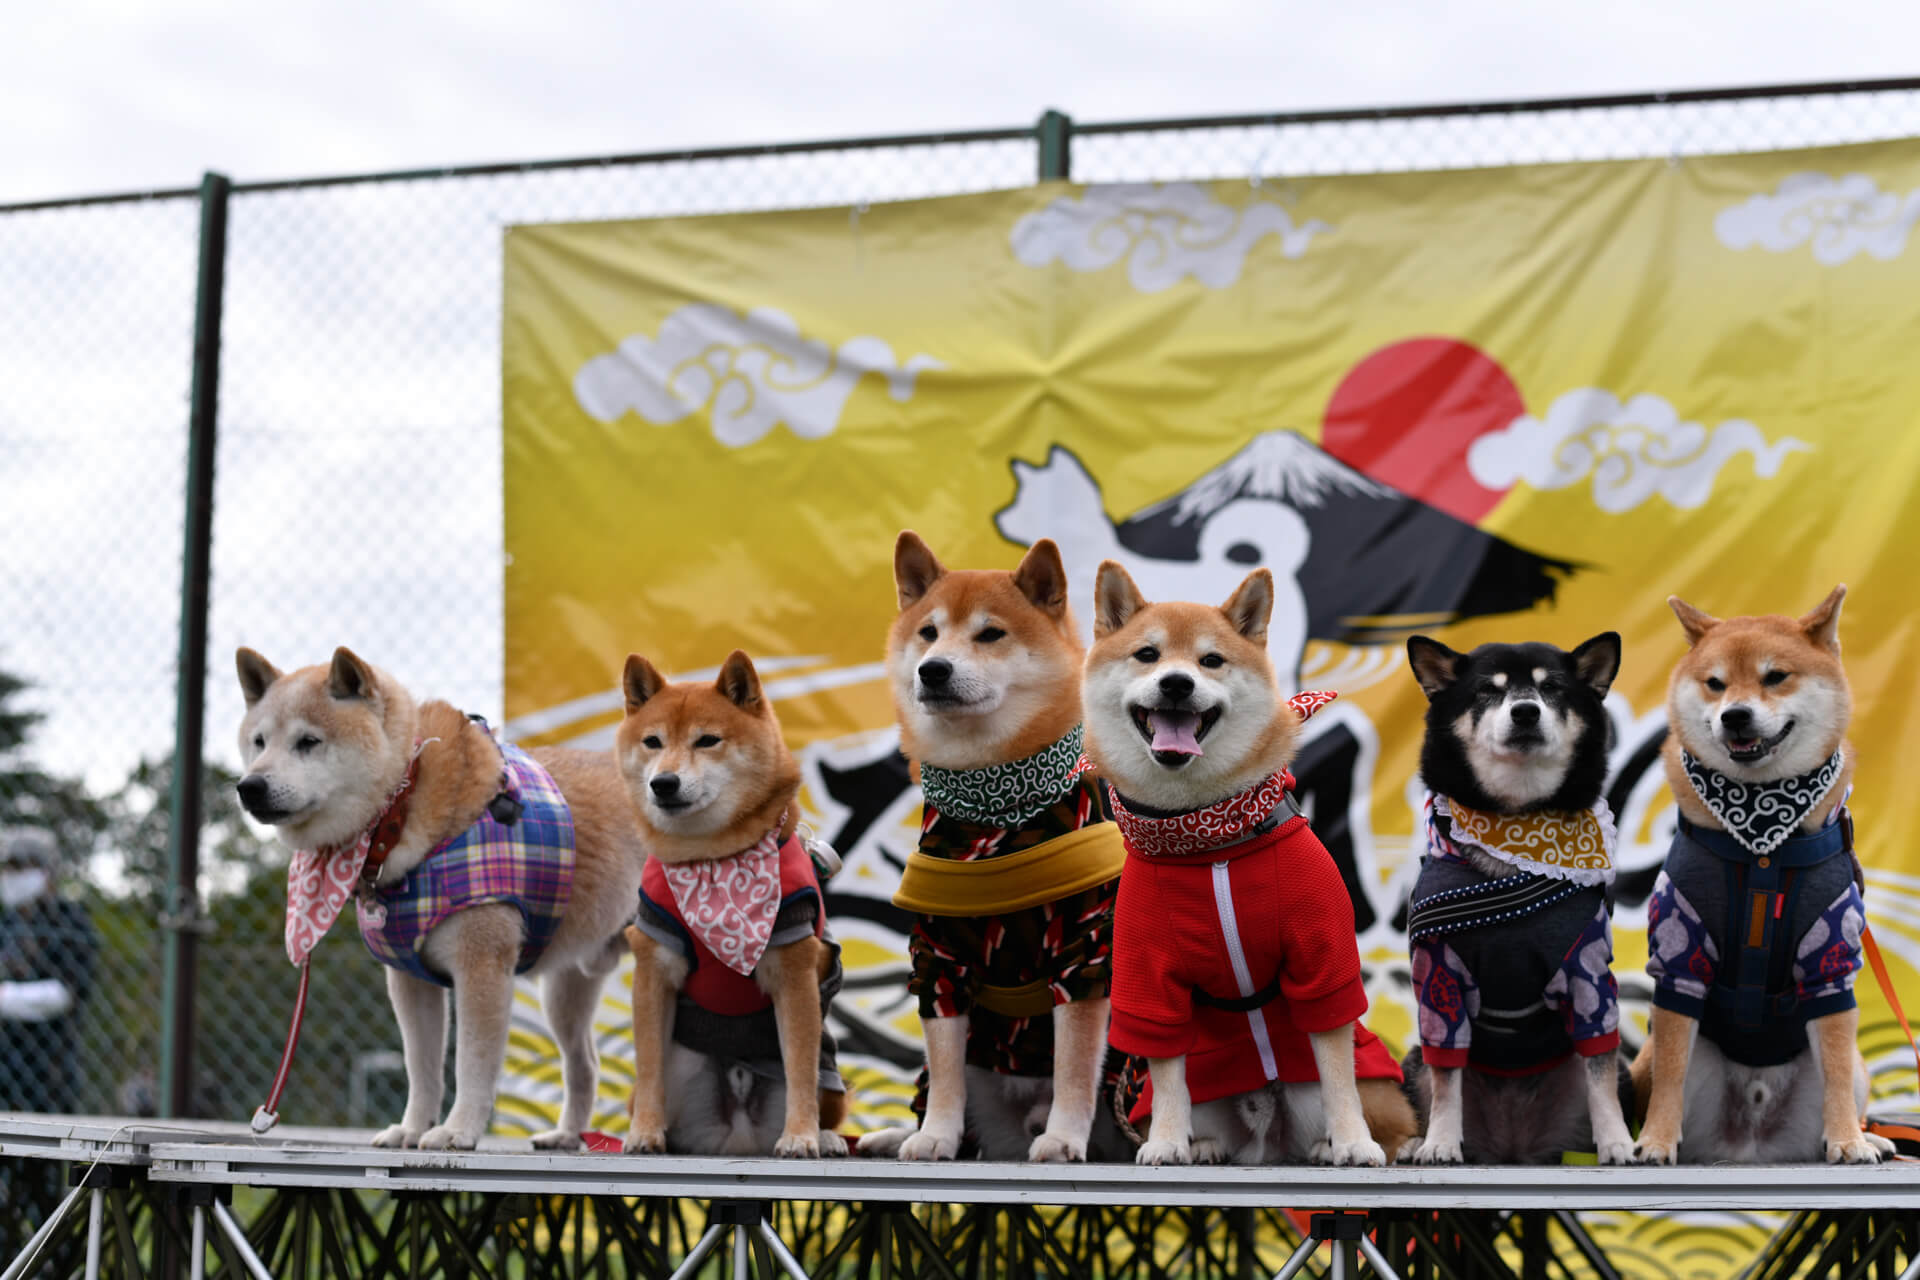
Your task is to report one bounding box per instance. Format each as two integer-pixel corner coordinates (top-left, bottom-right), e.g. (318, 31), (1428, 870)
(0, 868), (49, 908)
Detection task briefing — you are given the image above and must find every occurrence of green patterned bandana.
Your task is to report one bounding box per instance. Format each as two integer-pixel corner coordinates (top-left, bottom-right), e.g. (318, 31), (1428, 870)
(918, 725), (1087, 829)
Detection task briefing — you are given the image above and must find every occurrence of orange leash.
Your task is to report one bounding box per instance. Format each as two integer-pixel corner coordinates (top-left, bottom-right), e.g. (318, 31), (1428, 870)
(1862, 924), (1920, 1085)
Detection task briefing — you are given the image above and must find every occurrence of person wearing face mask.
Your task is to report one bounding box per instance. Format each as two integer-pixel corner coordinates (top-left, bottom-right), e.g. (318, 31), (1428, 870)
(0, 826), (98, 1114)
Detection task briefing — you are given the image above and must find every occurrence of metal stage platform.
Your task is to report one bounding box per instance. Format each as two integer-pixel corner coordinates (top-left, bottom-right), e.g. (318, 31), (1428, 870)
(3, 1114), (1918, 1278)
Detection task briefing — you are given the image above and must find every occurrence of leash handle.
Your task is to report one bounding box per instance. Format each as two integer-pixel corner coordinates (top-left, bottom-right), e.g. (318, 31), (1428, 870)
(253, 958), (313, 1133)
(1862, 923), (1920, 1089)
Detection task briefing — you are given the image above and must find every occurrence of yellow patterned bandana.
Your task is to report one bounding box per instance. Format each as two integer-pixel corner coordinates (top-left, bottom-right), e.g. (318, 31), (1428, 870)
(1443, 798), (1616, 886)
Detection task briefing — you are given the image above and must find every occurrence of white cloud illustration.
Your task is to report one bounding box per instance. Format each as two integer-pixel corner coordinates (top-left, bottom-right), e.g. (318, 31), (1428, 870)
(1010, 182), (1331, 292)
(1467, 389), (1811, 513)
(574, 304), (943, 447)
(1715, 172), (1920, 265)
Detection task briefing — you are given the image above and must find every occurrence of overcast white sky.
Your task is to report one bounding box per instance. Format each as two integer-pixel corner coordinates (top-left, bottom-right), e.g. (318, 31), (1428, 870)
(4, 0), (1919, 204)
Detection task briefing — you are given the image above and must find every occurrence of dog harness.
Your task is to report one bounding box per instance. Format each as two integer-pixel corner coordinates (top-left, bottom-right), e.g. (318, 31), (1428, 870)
(1407, 795), (1621, 1074)
(357, 743), (575, 986)
(632, 835), (845, 1093)
(1106, 756), (1402, 1111)
(1647, 753), (1862, 1068)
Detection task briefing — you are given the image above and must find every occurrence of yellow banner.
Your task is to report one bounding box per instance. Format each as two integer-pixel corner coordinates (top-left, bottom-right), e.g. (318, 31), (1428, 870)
(501, 142), (1920, 1213)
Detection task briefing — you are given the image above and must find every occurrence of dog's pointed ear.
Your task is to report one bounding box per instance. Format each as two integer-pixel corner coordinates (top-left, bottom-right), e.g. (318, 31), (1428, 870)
(1220, 569), (1273, 645)
(1667, 596), (1718, 647)
(1800, 584), (1846, 654)
(327, 648), (377, 701)
(623, 654), (665, 712)
(894, 531), (946, 610)
(1571, 631), (1622, 698)
(715, 650), (763, 711)
(1093, 561), (1147, 639)
(236, 648), (282, 707)
(1012, 539), (1069, 620)
(1406, 636), (1463, 699)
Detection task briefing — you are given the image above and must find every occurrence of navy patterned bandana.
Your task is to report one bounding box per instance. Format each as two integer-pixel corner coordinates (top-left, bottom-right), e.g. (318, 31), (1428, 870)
(1681, 749), (1845, 857)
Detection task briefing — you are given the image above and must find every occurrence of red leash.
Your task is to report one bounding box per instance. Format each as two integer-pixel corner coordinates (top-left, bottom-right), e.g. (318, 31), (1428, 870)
(252, 959), (312, 1133)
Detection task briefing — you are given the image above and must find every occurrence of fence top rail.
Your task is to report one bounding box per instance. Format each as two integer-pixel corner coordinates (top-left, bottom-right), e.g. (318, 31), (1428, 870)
(7, 72), (1920, 216)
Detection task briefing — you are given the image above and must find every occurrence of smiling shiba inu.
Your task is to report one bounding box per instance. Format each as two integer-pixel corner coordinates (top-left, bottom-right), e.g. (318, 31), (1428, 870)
(856, 532), (1129, 1163)
(617, 650), (848, 1158)
(1082, 562), (1414, 1166)
(1632, 587), (1893, 1165)
(1399, 633), (1635, 1166)
(236, 647), (645, 1150)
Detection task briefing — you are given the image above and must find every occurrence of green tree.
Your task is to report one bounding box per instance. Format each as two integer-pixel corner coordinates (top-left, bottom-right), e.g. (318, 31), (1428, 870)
(0, 667), (106, 862)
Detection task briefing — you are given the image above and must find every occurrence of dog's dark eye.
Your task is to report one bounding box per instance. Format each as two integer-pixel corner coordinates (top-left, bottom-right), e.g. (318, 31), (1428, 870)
(1199, 654), (1225, 669)
(694, 734), (721, 749)
(975, 627), (1005, 643)
(1133, 646), (1159, 663)
(1762, 670), (1790, 686)
(641, 735), (662, 749)
(295, 735), (321, 752)
(919, 625), (937, 642)
(1705, 677), (1726, 693)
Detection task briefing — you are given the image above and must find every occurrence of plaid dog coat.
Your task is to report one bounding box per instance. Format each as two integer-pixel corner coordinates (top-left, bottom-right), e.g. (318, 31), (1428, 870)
(358, 743), (575, 986)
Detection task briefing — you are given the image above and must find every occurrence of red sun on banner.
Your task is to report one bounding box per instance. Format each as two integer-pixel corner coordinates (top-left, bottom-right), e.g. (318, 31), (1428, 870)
(1321, 337), (1525, 525)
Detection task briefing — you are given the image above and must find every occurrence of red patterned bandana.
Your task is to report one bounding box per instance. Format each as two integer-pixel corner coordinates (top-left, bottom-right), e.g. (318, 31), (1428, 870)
(660, 830), (784, 976)
(1102, 692), (1334, 860)
(284, 743), (428, 966)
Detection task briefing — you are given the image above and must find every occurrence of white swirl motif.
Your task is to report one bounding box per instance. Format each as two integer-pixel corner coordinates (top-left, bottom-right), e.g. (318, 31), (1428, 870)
(1680, 751), (1845, 856)
(1716, 172), (1920, 265)
(285, 839), (371, 966)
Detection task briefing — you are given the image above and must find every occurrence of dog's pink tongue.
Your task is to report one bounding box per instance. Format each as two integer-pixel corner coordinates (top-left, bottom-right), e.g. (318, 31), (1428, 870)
(1148, 710), (1204, 757)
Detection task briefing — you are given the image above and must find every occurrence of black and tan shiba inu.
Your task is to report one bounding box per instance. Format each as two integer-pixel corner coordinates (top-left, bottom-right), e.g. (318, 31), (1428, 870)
(1400, 633), (1635, 1165)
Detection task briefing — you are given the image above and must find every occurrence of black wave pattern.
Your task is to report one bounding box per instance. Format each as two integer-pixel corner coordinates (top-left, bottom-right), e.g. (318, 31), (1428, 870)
(1110, 431), (1579, 644)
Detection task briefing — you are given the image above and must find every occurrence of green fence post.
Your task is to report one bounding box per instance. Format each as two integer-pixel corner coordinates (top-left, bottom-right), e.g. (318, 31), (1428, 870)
(160, 170), (230, 1120)
(1037, 109), (1072, 181)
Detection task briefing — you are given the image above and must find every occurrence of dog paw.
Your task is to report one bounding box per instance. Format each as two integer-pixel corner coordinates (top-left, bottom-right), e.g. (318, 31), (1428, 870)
(417, 1124), (480, 1151)
(1865, 1131), (1897, 1157)
(1135, 1138), (1192, 1166)
(1596, 1139), (1635, 1166)
(1826, 1134), (1885, 1165)
(1190, 1137), (1230, 1165)
(622, 1128), (667, 1155)
(898, 1128), (961, 1161)
(1410, 1138), (1463, 1165)
(1632, 1137), (1679, 1165)
(1028, 1131), (1086, 1163)
(1394, 1137), (1424, 1164)
(370, 1124), (425, 1149)
(816, 1130), (849, 1158)
(1325, 1137), (1387, 1167)
(854, 1127), (909, 1158)
(774, 1131), (825, 1159)
(529, 1128), (584, 1151)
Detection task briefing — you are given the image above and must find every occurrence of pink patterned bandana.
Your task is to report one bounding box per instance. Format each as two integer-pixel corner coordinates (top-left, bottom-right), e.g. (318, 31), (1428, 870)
(1105, 691), (1335, 860)
(660, 830), (784, 976)
(285, 836), (374, 966)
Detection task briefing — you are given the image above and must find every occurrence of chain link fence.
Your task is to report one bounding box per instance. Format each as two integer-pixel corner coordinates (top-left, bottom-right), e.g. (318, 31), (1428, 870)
(3, 79), (1919, 1177)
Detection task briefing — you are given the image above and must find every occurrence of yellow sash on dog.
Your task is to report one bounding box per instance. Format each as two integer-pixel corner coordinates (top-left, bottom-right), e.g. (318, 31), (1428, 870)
(1445, 799), (1614, 884)
(893, 822), (1126, 917)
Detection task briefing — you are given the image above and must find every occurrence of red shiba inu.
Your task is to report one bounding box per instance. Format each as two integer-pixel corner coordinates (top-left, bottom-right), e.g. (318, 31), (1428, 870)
(617, 651), (849, 1158)
(1082, 563), (1415, 1166)
(1632, 587), (1893, 1165)
(856, 532), (1128, 1163)
(236, 647), (645, 1150)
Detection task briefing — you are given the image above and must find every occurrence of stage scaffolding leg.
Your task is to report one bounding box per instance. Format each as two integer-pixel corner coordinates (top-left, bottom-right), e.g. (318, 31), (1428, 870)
(669, 1224), (729, 1280)
(1899, 1246), (1920, 1280)
(84, 1189), (103, 1280)
(733, 1226), (749, 1280)
(756, 1219), (814, 1280)
(1270, 1235), (1320, 1280)
(0, 1182), (85, 1280)
(189, 1204), (206, 1280)
(211, 1198), (275, 1280)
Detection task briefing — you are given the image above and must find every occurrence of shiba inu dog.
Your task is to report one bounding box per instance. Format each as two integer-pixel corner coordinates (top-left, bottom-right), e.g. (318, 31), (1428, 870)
(236, 647), (644, 1150)
(617, 651), (849, 1158)
(1399, 633), (1635, 1165)
(1633, 587), (1893, 1165)
(856, 532), (1127, 1163)
(1082, 562), (1415, 1166)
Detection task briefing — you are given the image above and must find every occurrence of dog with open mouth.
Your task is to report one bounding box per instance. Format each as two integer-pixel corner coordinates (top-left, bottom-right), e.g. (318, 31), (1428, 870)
(1632, 586), (1893, 1164)
(1082, 561), (1414, 1165)
(1399, 632), (1636, 1166)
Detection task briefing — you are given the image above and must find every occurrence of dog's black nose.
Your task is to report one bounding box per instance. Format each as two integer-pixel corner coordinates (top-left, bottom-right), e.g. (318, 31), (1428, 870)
(1158, 672), (1194, 701)
(650, 773), (681, 799)
(1509, 701), (1541, 727)
(1721, 706), (1754, 733)
(918, 658), (952, 687)
(236, 775), (270, 809)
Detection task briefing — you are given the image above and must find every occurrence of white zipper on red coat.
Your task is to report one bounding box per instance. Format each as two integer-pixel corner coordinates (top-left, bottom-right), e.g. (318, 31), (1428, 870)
(1210, 860), (1279, 1081)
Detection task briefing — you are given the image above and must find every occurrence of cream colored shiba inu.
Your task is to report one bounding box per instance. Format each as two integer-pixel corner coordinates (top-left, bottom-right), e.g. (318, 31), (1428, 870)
(617, 650), (848, 1158)
(1632, 587), (1893, 1165)
(1082, 562), (1415, 1166)
(236, 647), (645, 1150)
(857, 532), (1128, 1163)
